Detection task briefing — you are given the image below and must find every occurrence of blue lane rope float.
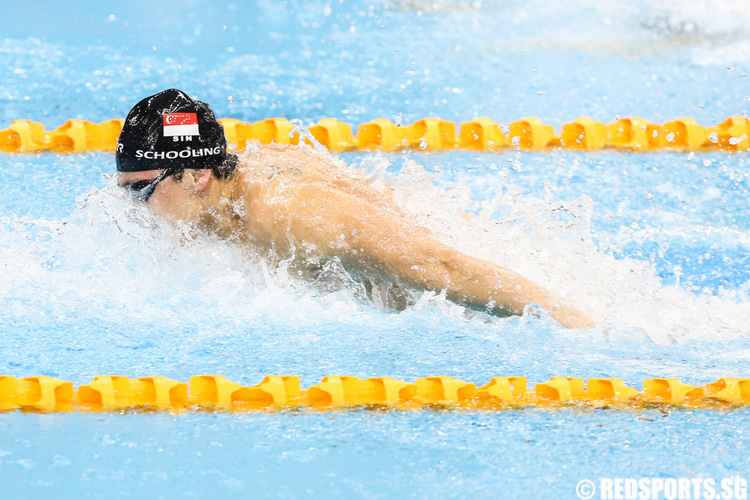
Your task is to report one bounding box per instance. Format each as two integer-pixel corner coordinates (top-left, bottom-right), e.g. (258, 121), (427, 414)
(0, 375), (748, 413)
(1, 116), (749, 154)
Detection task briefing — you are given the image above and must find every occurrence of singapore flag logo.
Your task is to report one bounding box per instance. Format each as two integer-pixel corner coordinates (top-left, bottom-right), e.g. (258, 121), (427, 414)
(163, 113), (199, 137)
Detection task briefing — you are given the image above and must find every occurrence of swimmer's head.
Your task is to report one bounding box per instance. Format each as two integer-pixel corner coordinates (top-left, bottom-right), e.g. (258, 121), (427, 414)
(116, 88), (237, 178)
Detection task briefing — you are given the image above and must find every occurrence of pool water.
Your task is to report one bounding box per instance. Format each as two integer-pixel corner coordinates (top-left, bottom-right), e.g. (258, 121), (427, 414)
(1, 1), (749, 498)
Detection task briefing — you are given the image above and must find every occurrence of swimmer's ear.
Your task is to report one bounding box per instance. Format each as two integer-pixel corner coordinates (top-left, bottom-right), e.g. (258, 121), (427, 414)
(191, 169), (212, 193)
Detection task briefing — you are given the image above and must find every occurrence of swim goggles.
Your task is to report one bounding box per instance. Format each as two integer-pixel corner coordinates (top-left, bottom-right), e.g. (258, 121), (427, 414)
(125, 168), (177, 202)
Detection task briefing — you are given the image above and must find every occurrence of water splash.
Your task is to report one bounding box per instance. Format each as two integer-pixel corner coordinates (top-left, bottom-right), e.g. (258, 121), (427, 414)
(366, 155), (750, 345)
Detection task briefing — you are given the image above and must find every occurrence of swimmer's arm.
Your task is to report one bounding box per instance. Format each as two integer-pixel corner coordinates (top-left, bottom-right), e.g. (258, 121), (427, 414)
(282, 187), (596, 329)
(360, 226), (596, 329)
(413, 247), (597, 329)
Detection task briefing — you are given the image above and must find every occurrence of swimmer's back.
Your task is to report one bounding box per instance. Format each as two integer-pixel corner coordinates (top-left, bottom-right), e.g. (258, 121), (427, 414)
(237, 144), (404, 215)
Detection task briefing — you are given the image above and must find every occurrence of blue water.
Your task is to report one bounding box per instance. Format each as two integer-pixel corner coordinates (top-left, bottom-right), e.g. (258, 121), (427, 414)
(2, 410), (748, 500)
(1, 1), (750, 498)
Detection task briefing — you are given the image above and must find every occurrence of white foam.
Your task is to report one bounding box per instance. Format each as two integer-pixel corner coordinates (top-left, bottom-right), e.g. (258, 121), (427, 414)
(2, 157), (748, 346)
(452, 0), (750, 63)
(376, 157), (750, 344)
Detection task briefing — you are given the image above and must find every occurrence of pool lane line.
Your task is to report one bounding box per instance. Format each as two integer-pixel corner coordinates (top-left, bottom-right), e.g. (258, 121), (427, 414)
(1, 116), (749, 154)
(0, 375), (748, 413)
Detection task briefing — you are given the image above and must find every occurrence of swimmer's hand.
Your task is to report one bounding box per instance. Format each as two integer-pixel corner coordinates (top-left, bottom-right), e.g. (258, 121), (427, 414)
(547, 305), (598, 329)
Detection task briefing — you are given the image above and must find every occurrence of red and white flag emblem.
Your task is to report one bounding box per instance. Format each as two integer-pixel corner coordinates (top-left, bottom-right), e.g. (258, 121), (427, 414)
(163, 113), (199, 137)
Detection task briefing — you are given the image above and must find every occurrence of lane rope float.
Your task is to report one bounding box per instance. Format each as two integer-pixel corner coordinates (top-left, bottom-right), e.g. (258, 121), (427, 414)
(1, 375), (748, 413)
(1, 116), (749, 154)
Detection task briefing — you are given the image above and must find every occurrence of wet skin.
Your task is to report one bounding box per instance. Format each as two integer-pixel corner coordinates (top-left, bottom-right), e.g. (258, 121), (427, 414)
(119, 144), (596, 328)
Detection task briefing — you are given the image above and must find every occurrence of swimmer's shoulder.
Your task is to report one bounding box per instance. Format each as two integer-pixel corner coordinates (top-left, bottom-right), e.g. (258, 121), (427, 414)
(236, 143), (351, 182)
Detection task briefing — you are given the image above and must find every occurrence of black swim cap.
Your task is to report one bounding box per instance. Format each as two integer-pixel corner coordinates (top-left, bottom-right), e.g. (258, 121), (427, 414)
(116, 88), (232, 173)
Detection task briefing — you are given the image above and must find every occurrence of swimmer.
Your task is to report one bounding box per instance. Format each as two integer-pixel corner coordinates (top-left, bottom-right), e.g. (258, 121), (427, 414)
(116, 89), (596, 328)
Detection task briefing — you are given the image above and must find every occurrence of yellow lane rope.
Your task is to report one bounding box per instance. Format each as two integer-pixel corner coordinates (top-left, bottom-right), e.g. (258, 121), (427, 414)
(1, 116), (749, 154)
(1, 375), (748, 413)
